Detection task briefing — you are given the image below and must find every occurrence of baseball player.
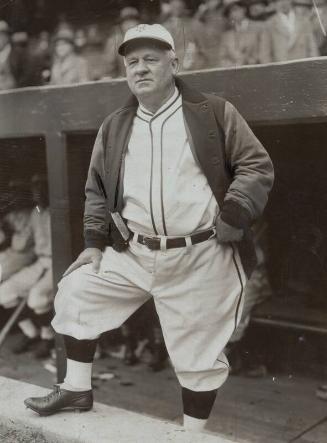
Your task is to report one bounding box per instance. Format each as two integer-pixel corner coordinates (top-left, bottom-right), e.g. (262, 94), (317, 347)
(0, 175), (54, 358)
(24, 24), (274, 432)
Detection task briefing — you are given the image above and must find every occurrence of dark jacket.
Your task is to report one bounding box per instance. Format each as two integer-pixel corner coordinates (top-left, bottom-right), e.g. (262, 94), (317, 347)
(83, 77), (274, 278)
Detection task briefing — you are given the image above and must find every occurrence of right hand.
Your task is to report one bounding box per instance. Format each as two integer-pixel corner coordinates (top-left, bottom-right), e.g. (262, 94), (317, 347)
(63, 248), (103, 277)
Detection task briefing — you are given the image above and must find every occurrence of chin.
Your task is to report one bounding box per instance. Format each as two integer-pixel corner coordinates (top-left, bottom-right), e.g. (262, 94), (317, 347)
(135, 84), (154, 94)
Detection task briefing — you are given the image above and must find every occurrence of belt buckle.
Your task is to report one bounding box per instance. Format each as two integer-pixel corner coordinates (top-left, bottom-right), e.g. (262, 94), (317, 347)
(143, 236), (160, 250)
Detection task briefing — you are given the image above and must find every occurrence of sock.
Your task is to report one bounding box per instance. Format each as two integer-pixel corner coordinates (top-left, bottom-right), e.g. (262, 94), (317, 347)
(40, 326), (54, 340)
(182, 387), (217, 431)
(183, 414), (207, 432)
(63, 335), (98, 362)
(61, 359), (93, 392)
(18, 319), (39, 339)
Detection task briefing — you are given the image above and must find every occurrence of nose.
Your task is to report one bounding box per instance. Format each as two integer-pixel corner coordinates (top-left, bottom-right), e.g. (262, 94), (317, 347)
(134, 59), (149, 74)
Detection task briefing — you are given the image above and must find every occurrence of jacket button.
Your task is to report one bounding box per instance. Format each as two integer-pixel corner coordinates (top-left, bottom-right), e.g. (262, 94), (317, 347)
(201, 104), (208, 111)
(208, 130), (216, 139)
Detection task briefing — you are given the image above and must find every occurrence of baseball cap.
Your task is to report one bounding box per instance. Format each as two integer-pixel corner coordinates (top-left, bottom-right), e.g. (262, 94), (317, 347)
(118, 24), (175, 56)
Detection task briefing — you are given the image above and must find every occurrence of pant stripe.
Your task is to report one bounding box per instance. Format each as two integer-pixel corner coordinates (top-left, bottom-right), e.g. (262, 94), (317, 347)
(231, 243), (244, 332)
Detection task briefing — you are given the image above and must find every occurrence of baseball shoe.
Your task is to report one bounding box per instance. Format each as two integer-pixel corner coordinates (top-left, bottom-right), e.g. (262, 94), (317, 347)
(24, 385), (93, 416)
(12, 334), (40, 354)
(34, 339), (55, 359)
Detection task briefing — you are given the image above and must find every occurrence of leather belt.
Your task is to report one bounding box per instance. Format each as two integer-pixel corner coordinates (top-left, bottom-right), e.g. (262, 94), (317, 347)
(135, 228), (215, 250)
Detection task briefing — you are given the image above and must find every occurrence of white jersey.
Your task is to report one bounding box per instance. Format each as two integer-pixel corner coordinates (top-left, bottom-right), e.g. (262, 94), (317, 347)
(121, 87), (218, 236)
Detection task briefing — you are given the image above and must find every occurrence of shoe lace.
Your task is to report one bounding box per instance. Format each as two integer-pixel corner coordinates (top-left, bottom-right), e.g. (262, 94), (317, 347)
(45, 385), (62, 404)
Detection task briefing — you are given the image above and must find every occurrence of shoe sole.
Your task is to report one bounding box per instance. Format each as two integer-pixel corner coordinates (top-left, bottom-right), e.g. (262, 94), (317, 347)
(25, 403), (93, 416)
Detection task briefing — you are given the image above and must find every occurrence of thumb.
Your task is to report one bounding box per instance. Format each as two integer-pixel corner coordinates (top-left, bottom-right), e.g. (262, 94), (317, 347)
(91, 254), (102, 273)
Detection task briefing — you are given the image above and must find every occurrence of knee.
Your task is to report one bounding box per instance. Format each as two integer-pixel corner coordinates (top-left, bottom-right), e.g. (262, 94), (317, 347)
(0, 281), (20, 308)
(59, 268), (87, 295)
(28, 285), (53, 314)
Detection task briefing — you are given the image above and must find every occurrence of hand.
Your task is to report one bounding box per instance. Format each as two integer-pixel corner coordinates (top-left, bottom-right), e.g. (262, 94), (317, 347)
(63, 248), (103, 277)
(216, 216), (243, 243)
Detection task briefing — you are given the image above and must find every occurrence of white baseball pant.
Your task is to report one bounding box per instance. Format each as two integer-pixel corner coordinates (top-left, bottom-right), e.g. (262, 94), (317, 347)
(52, 236), (247, 391)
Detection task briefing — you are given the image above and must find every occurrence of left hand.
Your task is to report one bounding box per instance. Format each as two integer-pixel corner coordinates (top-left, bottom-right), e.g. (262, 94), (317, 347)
(216, 216), (244, 243)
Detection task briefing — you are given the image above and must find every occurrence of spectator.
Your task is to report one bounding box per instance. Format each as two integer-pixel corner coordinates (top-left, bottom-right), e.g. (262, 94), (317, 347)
(103, 7), (141, 79)
(82, 25), (108, 81)
(74, 28), (88, 55)
(0, 175), (54, 359)
(0, 180), (35, 282)
(259, 0), (319, 63)
(219, 0), (263, 67)
(29, 31), (51, 84)
(50, 28), (89, 85)
(162, 0), (209, 71)
(310, 0), (327, 55)
(0, 20), (36, 90)
(195, 0), (226, 68)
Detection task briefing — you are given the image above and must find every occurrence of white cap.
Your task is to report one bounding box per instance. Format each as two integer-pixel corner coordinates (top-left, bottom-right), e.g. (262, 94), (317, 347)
(118, 24), (175, 56)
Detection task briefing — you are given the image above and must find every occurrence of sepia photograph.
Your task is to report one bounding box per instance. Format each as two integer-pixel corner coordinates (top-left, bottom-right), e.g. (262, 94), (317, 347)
(0, 0), (326, 442)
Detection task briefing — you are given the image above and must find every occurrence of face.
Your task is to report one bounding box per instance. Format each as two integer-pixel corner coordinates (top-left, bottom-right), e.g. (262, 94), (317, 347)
(229, 5), (246, 22)
(54, 40), (74, 58)
(0, 32), (9, 51)
(125, 43), (178, 103)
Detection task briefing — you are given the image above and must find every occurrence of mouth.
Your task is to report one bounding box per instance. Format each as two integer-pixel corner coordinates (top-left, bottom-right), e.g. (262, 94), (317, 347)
(136, 79), (152, 84)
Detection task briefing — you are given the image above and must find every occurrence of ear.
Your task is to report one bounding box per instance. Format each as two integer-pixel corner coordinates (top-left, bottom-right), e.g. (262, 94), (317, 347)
(172, 56), (180, 75)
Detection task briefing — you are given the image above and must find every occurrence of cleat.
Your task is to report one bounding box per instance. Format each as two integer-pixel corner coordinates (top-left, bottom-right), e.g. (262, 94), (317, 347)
(24, 385), (93, 416)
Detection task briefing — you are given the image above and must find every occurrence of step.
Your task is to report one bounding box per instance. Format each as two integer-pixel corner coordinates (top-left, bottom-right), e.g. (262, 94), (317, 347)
(0, 376), (237, 443)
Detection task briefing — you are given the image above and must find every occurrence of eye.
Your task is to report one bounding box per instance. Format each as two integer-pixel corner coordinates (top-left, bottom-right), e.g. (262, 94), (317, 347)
(127, 60), (137, 66)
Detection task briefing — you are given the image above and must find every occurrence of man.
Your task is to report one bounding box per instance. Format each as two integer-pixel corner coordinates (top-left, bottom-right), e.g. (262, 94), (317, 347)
(0, 179), (35, 282)
(24, 24), (274, 432)
(50, 28), (89, 85)
(0, 20), (38, 89)
(103, 6), (141, 79)
(259, 0), (318, 63)
(162, 0), (209, 70)
(195, 0), (227, 69)
(0, 175), (54, 359)
(219, 0), (263, 67)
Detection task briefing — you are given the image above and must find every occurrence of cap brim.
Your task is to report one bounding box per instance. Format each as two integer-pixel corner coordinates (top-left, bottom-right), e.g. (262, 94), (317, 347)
(118, 37), (173, 56)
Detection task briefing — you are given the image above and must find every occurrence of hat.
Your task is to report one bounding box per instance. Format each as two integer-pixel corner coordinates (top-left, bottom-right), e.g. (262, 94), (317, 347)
(118, 24), (175, 56)
(53, 28), (75, 45)
(119, 7), (140, 23)
(0, 20), (10, 34)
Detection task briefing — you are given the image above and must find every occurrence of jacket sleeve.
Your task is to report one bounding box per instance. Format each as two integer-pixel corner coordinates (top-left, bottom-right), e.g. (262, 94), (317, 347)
(220, 101), (274, 229)
(84, 125), (109, 250)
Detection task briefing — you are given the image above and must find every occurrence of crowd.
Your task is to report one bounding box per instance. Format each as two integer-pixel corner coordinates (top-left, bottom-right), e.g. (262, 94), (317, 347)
(0, 0), (326, 90)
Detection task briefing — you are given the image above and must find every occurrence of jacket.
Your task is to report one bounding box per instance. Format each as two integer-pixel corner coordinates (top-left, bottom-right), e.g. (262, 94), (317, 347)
(259, 11), (318, 63)
(50, 53), (89, 86)
(219, 20), (264, 67)
(83, 77), (274, 279)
